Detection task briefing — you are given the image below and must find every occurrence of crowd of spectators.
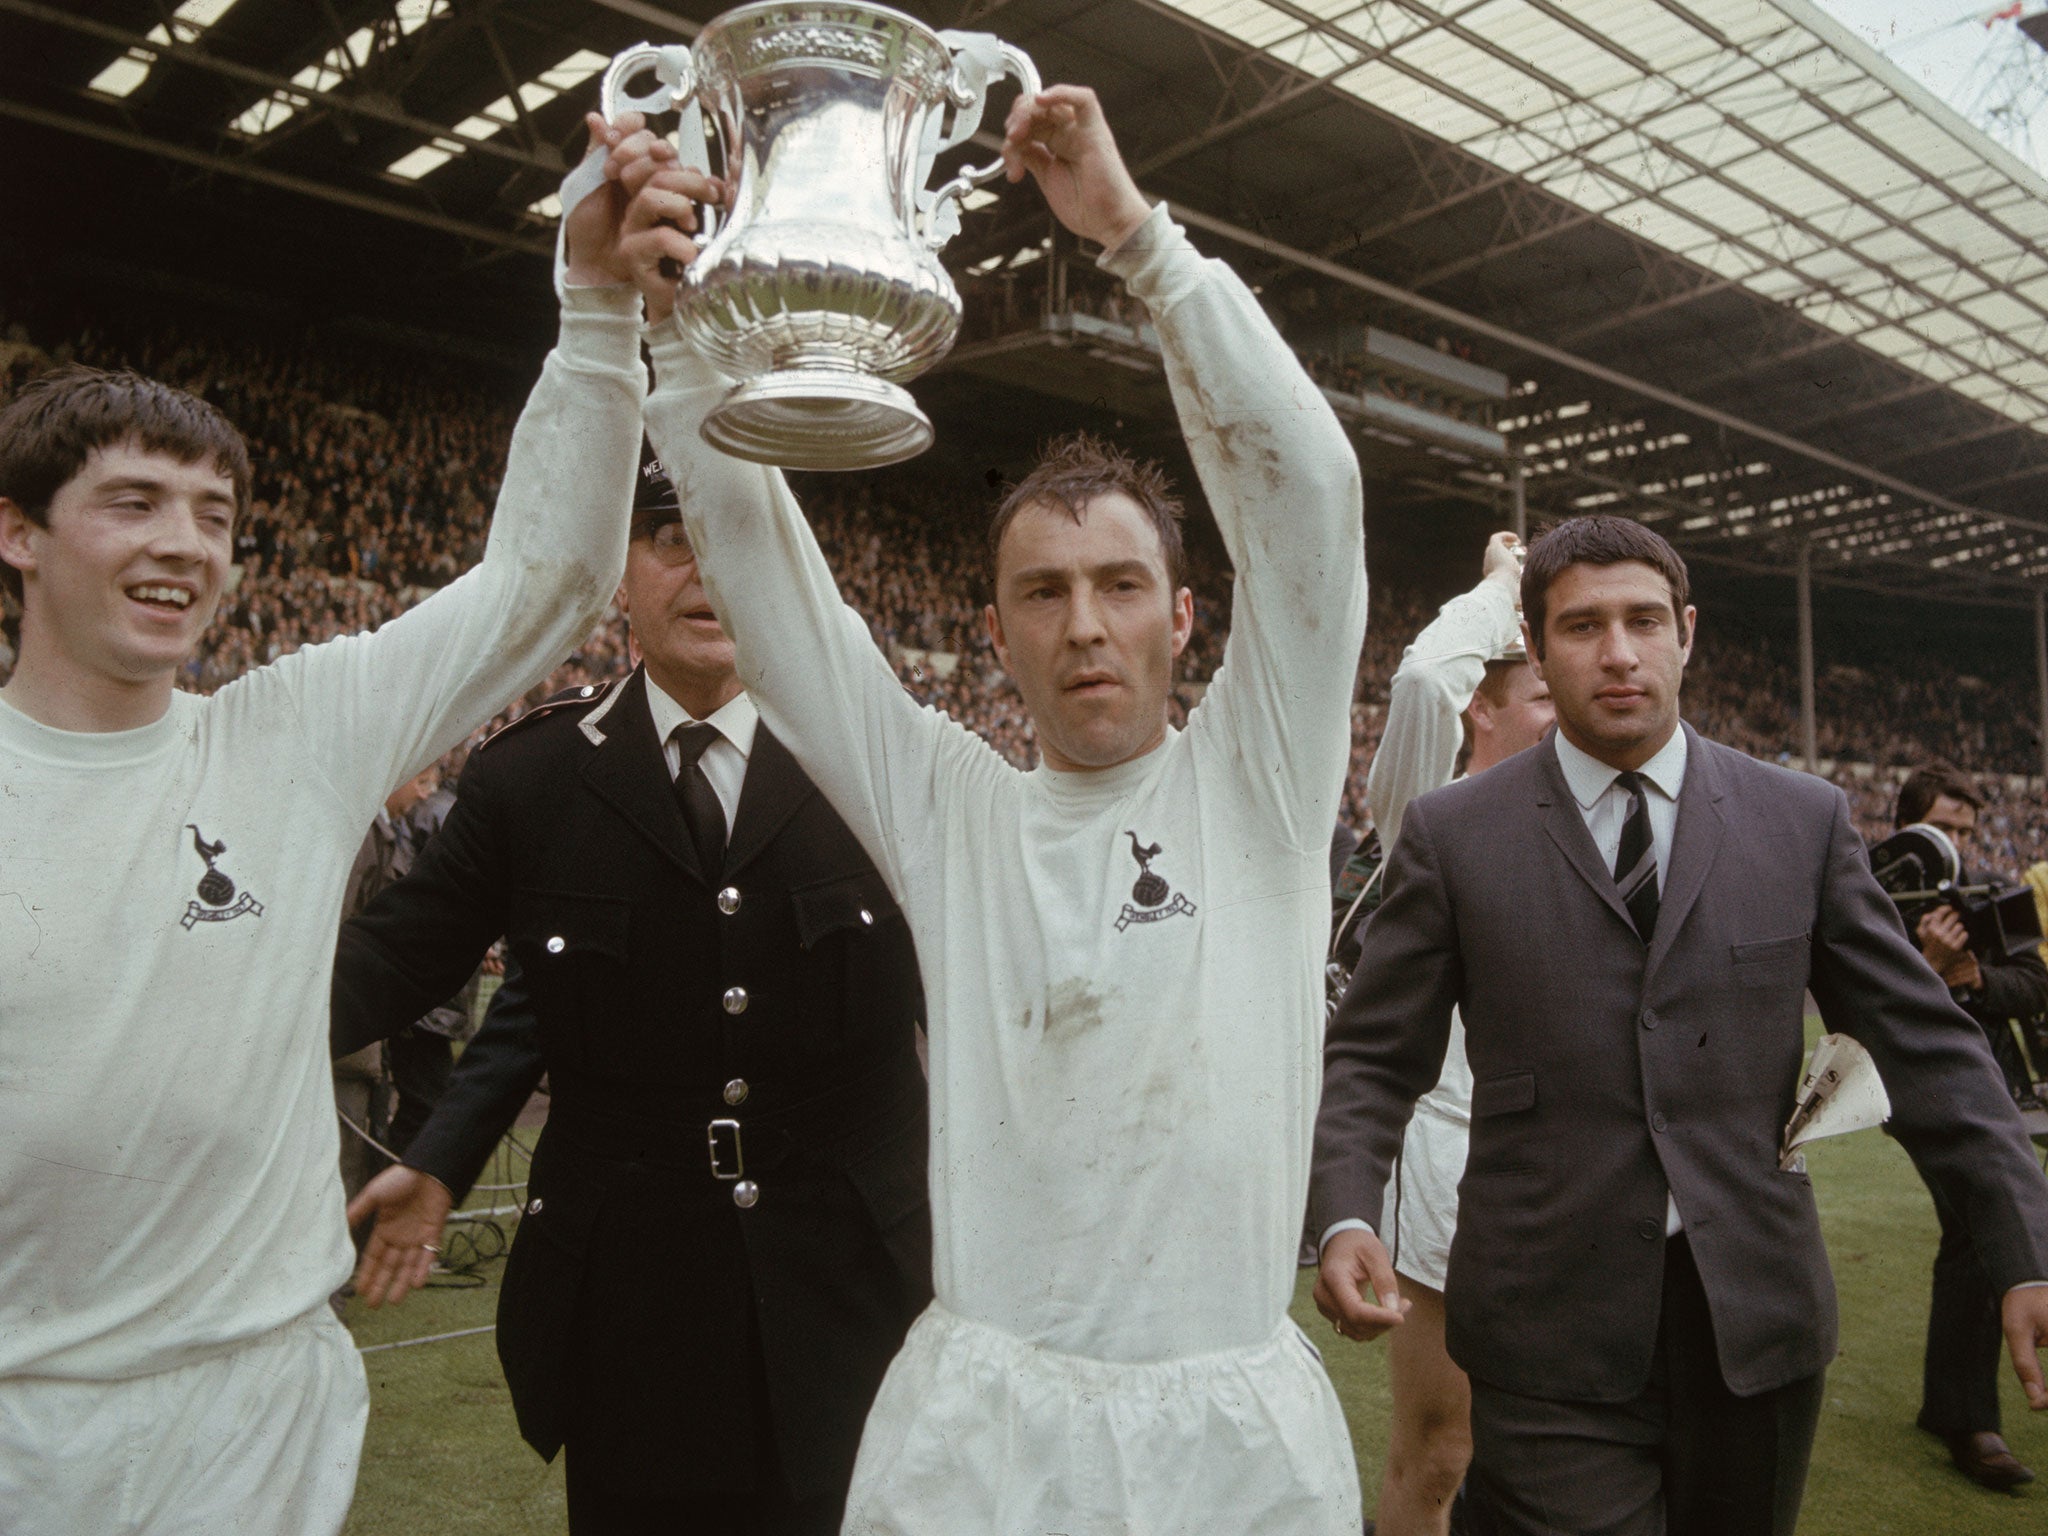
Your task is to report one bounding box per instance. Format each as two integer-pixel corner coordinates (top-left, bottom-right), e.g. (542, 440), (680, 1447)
(3, 309), (2045, 880)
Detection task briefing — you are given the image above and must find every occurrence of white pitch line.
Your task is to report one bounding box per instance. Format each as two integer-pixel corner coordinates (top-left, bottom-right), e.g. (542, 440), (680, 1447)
(358, 1324), (496, 1355)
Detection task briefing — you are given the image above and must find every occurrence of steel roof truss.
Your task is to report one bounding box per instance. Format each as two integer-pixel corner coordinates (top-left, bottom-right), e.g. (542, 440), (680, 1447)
(4, 0), (556, 173)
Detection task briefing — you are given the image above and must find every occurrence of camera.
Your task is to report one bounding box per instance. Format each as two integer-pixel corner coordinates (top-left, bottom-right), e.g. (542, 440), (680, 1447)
(1869, 822), (2044, 963)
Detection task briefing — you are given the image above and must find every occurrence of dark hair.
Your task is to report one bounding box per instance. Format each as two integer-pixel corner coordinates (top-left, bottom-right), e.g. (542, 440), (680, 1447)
(0, 365), (251, 600)
(1519, 514), (1689, 658)
(1895, 761), (1982, 829)
(1471, 656), (1524, 710)
(986, 431), (1186, 597)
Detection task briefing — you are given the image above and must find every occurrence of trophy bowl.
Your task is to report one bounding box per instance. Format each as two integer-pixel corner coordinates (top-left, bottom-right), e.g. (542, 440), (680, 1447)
(603, 3), (1038, 470)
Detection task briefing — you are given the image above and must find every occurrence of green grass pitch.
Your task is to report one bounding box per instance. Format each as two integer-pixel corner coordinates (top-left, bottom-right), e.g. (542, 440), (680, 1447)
(343, 1093), (2046, 1533)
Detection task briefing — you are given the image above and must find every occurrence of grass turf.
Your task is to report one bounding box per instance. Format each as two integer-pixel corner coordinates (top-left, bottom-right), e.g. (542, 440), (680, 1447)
(343, 1097), (2046, 1533)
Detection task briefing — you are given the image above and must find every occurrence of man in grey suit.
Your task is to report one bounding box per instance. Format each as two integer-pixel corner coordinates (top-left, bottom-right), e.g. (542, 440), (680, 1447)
(1311, 514), (2048, 1535)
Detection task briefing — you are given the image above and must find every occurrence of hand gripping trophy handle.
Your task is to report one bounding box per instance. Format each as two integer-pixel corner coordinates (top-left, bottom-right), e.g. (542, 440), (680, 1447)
(587, 6), (1039, 470)
(597, 43), (719, 246)
(923, 34), (1041, 248)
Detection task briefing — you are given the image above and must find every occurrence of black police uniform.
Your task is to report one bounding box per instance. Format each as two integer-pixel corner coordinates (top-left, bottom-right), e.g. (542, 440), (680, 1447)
(331, 668), (931, 1534)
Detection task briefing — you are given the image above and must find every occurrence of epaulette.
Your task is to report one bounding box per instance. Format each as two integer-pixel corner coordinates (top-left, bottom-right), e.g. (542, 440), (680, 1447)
(475, 678), (617, 754)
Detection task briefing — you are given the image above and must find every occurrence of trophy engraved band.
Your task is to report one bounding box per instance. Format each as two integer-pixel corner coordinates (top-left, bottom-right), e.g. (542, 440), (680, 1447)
(601, 2), (1040, 470)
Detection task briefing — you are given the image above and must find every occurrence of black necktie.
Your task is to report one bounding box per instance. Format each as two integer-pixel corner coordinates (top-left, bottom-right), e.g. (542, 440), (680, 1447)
(671, 722), (727, 876)
(1612, 771), (1659, 942)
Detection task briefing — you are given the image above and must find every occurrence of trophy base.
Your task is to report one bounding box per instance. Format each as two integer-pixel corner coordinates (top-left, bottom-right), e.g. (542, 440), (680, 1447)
(701, 370), (934, 471)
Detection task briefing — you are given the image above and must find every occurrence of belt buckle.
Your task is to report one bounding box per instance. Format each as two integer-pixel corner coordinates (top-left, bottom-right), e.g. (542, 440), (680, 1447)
(707, 1118), (743, 1181)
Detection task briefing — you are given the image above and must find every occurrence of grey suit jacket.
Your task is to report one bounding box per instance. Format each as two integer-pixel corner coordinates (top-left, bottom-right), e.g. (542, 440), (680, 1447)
(1310, 722), (2048, 1402)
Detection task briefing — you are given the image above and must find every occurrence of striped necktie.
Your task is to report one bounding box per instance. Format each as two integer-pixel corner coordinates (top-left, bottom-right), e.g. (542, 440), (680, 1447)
(1612, 770), (1659, 941)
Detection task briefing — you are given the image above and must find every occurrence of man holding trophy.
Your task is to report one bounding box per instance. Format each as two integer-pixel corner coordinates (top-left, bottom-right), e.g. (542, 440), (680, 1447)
(614, 68), (1369, 1535)
(0, 111), (674, 1534)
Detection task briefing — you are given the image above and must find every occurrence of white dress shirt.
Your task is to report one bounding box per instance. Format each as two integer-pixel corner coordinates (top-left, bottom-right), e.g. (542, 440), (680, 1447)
(1322, 725), (1694, 1256)
(1554, 725), (1687, 1234)
(1551, 728), (1684, 902)
(643, 676), (756, 834)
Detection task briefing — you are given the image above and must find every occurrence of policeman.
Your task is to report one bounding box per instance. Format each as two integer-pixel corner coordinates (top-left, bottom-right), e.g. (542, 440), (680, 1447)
(330, 448), (931, 1536)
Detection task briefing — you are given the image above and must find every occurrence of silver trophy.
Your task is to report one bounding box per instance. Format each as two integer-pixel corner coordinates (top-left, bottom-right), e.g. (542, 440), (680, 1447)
(601, 3), (1039, 470)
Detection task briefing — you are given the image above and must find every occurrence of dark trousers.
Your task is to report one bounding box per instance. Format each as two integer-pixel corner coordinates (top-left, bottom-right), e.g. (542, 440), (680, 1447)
(1917, 1176), (2004, 1437)
(1465, 1235), (1824, 1536)
(564, 1450), (843, 1536)
(561, 1257), (844, 1536)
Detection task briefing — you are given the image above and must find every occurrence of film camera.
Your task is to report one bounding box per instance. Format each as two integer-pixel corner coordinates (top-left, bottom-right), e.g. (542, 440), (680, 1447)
(1869, 822), (2044, 962)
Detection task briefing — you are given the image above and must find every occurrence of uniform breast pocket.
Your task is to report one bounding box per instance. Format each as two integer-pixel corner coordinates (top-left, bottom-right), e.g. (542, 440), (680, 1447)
(789, 869), (900, 951)
(789, 869), (916, 1045)
(1731, 931), (1810, 990)
(508, 889), (632, 1031)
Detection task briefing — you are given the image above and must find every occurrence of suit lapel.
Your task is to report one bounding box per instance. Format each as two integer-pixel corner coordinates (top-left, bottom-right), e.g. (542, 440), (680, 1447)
(724, 726), (817, 880)
(1535, 734), (1637, 936)
(580, 669), (708, 886)
(1645, 723), (1725, 974)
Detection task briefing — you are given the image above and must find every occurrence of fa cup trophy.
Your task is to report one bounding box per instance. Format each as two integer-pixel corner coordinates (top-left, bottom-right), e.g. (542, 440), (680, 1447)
(601, 3), (1039, 470)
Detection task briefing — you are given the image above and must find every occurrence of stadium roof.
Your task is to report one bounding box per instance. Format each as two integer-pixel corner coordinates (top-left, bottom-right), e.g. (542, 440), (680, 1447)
(1104, 0), (2048, 601)
(7, 0), (2048, 604)
(1161, 0), (2048, 442)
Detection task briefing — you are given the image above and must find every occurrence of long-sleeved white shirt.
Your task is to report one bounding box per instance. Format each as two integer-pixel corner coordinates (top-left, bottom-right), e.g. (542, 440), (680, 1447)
(1555, 726), (1687, 1235)
(1364, 575), (1521, 854)
(645, 204), (1367, 1362)
(1319, 579), (1519, 1255)
(1368, 576), (1525, 1118)
(0, 286), (643, 1380)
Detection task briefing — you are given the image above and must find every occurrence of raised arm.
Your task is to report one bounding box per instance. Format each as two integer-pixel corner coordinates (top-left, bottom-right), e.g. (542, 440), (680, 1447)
(257, 118), (706, 830)
(613, 139), (982, 902)
(1368, 536), (1522, 849)
(1001, 88), (1366, 847)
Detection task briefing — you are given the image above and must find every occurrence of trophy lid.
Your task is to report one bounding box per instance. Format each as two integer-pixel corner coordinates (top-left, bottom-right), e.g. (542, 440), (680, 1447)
(695, 0), (954, 88)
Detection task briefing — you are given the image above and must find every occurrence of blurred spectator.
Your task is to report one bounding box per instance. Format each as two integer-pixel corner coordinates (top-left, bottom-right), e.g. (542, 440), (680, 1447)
(3, 306), (2043, 875)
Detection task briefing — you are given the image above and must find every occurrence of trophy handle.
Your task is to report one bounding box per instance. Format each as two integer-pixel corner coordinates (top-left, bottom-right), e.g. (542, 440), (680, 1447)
(598, 43), (719, 244)
(600, 42), (694, 121)
(922, 35), (1041, 248)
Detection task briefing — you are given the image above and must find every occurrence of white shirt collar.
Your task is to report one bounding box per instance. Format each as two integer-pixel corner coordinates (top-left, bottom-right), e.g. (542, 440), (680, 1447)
(643, 672), (758, 760)
(1553, 723), (1686, 810)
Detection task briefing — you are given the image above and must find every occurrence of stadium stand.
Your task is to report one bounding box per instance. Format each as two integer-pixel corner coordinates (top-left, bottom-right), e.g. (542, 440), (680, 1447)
(3, 306), (2044, 874)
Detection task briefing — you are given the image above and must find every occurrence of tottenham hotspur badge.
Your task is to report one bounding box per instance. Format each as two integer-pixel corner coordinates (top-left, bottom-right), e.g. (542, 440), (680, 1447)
(180, 824), (264, 929)
(1115, 830), (1196, 932)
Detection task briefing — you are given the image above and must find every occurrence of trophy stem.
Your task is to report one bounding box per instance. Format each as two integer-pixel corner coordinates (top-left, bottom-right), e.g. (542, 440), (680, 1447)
(700, 364), (936, 471)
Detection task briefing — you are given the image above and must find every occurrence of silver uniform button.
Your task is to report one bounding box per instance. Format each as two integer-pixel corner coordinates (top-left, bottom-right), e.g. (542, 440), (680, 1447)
(732, 1180), (760, 1209)
(717, 887), (741, 915)
(859, 908), (874, 925)
(525, 1197), (544, 1215)
(723, 1078), (748, 1106)
(580, 685), (595, 697)
(723, 986), (749, 1015)
(546, 936), (565, 954)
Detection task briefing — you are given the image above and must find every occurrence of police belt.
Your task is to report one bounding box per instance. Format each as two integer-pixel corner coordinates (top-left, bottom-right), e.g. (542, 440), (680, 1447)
(542, 1054), (921, 1186)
